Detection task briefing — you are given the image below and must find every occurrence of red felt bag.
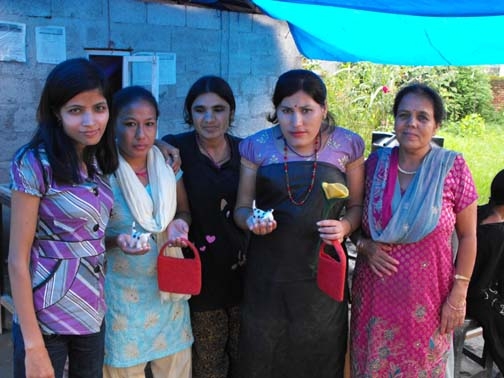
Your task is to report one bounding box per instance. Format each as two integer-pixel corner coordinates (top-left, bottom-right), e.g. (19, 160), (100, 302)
(157, 239), (201, 295)
(317, 240), (347, 302)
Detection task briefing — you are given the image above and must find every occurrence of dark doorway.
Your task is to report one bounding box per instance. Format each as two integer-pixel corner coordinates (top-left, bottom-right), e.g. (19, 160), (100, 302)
(88, 54), (125, 96)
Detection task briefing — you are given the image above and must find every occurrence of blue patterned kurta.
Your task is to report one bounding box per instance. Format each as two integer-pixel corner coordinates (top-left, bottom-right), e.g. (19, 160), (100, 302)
(103, 176), (193, 367)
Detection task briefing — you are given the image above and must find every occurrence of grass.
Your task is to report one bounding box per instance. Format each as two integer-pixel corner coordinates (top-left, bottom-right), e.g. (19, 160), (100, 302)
(438, 123), (504, 204)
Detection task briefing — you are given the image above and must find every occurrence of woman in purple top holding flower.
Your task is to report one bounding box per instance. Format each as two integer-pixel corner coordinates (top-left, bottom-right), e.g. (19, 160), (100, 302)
(8, 58), (119, 378)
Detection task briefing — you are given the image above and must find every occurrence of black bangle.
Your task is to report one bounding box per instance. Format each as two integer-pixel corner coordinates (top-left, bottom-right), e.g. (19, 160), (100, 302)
(175, 211), (191, 226)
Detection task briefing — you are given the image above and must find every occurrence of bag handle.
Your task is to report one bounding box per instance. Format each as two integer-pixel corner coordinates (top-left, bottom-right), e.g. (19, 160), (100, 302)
(159, 239), (200, 263)
(331, 239), (346, 260)
(320, 239), (346, 261)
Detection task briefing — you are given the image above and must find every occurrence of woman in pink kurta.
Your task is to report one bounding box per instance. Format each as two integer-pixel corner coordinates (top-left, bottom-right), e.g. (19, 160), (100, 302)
(350, 83), (478, 377)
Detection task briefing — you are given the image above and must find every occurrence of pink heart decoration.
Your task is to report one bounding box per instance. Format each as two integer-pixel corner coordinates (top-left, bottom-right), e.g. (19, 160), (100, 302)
(199, 246), (206, 252)
(205, 235), (216, 244)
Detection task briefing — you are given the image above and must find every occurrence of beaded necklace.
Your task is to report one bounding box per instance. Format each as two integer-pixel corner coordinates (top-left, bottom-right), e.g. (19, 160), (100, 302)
(283, 133), (320, 206)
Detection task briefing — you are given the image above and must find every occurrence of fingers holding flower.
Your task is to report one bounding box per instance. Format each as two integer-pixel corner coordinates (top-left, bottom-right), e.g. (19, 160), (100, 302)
(317, 219), (347, 243)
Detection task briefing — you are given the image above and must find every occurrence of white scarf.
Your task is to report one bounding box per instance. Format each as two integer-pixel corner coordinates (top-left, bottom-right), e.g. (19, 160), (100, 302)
(114, 145), (190, 302)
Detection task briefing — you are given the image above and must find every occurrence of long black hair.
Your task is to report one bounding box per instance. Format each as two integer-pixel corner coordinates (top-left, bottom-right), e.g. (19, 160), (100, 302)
(24, 57), (118, 183)
(478, 169), (504, 223)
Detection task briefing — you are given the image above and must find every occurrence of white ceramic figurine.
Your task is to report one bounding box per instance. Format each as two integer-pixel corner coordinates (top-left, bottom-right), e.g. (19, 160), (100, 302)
(129, 221), (151, 249)
(252, 200), (275, 222)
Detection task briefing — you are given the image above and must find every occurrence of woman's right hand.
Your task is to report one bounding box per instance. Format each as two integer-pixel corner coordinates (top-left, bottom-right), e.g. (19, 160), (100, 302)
(25, 346), (55, 378)
(246, 216), (277, 235)
(116, 233), (150, 255)
(358, 238), (399, 277)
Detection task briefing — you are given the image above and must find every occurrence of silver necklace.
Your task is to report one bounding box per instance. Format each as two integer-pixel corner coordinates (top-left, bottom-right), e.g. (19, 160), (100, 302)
(397, 164), (417, 175)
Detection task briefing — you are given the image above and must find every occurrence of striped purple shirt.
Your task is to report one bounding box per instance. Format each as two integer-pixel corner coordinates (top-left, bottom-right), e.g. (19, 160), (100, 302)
(10, 146), (113, 335)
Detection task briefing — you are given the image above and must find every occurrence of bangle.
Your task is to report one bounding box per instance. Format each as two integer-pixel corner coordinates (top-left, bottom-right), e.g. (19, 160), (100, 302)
(446, 299), (466, 311)
(175, 211), (191, 226)
(346, 204), (363, 210)
(454, 274), (471, 282)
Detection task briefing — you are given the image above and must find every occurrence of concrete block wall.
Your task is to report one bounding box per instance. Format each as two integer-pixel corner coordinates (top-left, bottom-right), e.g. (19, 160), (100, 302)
(0, 0), (302, 182)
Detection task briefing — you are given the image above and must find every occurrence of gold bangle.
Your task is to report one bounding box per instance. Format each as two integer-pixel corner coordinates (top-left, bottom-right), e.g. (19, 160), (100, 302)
(454, 274), (471, 282)
(446, 299), (466, 312)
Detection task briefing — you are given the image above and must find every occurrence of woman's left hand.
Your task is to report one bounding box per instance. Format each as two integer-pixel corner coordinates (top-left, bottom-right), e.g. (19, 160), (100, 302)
(166, 218), (189, 247)
(440, 280), (469, 334)
(317, 219), (348, 243)
(440, 294), (466, 334)
(246, 216), (277, 235)
(154, 139), (182, 173)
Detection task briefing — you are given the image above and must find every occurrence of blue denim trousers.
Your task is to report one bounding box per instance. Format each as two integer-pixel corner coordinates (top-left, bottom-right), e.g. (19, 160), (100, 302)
(12, 321), (105, 378)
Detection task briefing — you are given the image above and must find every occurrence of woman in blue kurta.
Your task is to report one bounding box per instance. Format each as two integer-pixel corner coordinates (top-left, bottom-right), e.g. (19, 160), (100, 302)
(233, 69), (365, 378)
(103, 86), (193, 377)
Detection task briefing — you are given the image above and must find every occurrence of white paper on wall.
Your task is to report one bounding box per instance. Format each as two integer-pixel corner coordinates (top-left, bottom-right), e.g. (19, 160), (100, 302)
(36, 26), (66, 64)
(0, 21), (26, 63)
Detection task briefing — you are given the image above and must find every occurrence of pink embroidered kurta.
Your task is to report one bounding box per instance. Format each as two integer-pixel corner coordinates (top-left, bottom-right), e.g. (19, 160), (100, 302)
(351, 154), (477, 377)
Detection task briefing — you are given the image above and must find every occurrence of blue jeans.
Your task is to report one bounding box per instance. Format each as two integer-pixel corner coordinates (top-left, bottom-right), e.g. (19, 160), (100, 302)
(13, 321), (105, 378)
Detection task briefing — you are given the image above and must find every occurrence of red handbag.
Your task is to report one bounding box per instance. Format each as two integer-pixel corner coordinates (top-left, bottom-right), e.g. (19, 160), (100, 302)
(317, 240), (347, 302)
(157, 239), (201, 295)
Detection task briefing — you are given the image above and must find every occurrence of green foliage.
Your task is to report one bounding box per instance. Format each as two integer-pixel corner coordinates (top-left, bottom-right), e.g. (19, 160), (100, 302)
(302, 59), (502, 203)
(438, 123), (504, 204)
(448, 68), (495, 121)
(444, 113), (486, 136)
(303, 59), (499, 156)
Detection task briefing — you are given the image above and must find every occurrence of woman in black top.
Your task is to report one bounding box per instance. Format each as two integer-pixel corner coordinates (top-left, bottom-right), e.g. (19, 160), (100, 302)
(163, 76), (247, 378)
(467, 169), (504, 375)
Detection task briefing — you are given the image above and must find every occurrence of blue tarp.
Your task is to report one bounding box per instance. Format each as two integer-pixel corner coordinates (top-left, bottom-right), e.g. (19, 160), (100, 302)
(252, 0), (504, 66)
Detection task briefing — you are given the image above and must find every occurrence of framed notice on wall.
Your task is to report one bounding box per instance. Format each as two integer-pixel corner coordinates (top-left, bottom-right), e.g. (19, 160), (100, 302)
(36, 26), (66, 64)
(0, 21), (26, 62)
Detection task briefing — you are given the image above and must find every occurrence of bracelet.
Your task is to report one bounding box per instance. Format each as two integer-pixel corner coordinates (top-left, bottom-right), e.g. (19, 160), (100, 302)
(356, 238), (365, 252)
(446, 299), (466, 311)
(346, 204), (363, 210)
(454, 274), (471, 282)
(175, 211), (191, 226)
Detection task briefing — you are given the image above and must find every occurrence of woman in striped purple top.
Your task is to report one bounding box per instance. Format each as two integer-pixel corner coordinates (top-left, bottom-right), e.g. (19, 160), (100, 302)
(8, 58), (119, 378)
